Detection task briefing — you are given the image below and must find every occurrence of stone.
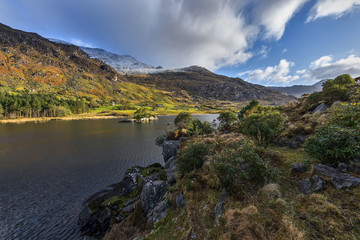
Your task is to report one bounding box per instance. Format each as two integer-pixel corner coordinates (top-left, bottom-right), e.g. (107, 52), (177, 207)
(295, 135), (305, 143)
(215, 189), (229, 225)
(140, 180), (167, 214)
(165, 156), (178, 185)
(148, 200), (168, 224)
(354, 156), (360, 164)
(78, 206), (111, 238)
(298, 178), (312, 194)
(311, 175), (326, 192)
(176, 192), (186, 208)
(162, 141), (179, 162)
(122, 202), (136, 213)
(312, 103), (328, 114)
(337, 162), (348, 172)
(292, 162), (308, 173)
(314, 164), (360, 190)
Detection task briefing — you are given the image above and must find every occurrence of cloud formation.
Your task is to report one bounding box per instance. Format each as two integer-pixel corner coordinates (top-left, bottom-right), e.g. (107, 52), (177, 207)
(307, 0), (360, 22)
(238, 59), (300, 84)
(304, 54), (360, 80)
(0, 0), (309, 70)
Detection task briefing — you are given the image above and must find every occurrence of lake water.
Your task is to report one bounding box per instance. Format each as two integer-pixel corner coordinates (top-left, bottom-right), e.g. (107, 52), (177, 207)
(0, 114), (218, 240)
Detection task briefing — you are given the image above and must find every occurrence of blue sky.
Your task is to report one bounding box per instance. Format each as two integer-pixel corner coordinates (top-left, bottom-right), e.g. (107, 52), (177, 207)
(1, 0), (360, 86)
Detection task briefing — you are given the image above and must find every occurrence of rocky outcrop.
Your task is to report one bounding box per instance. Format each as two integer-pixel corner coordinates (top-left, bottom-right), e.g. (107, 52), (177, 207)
(298, 178), (312, 194)
(78, 164), (167, 238)
(215, 189), (229, 225)
(79, 140), (183, 239)
(314, 164), (360, 190)
(277, 135), (306, 149)
(312, 103), (328, 114)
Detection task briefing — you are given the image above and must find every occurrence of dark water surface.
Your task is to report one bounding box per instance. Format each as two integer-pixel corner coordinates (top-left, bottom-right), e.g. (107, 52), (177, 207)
(0, 115), (218, 240)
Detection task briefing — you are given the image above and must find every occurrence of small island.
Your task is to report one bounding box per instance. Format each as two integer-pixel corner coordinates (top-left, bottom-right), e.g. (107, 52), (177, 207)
(118, 107), (159, 123)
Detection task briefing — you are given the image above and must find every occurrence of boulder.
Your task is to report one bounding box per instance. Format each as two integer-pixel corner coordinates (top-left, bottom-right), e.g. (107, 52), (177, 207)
(295, 135), (305, 143)
(312, 103), (328, 114)
(311, 175), (326, 192)
(162, 140), (179, 162)
(176, 192), (186, 208)
(164, 156), (178, 185)
(140, 180), (167, 214)
(314, 164), (360, 190)
(337, 162), (360, 174)
(148, 200), (168, 224)
(78, 206), (111, 238)
(215, 189), (229, 225)
(299, 178), (312, 194)
(291, 162), (308, 173)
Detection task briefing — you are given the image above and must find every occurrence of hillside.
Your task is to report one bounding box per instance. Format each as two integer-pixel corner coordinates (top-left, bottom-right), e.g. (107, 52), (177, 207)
(269, 79), (327, 97)
(126, 66), (294, 105)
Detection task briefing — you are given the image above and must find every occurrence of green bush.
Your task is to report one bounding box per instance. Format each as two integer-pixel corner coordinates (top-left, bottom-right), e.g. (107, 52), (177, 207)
(328, 103), (360, 128)
(239, 111), (285, 147)
(304, 92), (323, 111)
(177, 142), (209, 175)
(212, 143), (276, 196)
(218, 111), (238, 131)
(305, 126), (360, 166)
(155, 134), (167, 147)
(238, 100), (259, 118)
(134, 107), (152, 120)
(321, 74), (354, 105)
(188, 119), (214, 136)
(174, 112), (193, 129)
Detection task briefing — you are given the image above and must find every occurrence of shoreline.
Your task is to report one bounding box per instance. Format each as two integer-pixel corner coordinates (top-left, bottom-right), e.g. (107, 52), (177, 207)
(0, 111), (221, 124)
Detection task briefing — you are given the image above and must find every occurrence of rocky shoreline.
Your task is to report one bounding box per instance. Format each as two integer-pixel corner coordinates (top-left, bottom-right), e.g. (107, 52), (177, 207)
(78, 140), (183, 239)
(118, 116), (159, 123)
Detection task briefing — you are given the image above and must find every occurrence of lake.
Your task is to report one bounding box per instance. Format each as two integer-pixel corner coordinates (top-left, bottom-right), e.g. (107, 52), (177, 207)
(0, 114), (218, 240)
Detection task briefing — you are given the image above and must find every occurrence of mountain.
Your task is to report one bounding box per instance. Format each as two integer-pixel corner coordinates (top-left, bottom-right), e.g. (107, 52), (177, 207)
(0, 23), (293, 107)
(126, 66), (295, 105)
(0, 23), (184, 106)
(269, 79), (327, 98)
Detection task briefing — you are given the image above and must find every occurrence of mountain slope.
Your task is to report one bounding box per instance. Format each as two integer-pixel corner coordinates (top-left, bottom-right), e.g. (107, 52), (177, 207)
(0, 23), (183, 106)
(126, 66), (295, 104)
(269, 79), (327, 97)
(80, 47), (160, 74)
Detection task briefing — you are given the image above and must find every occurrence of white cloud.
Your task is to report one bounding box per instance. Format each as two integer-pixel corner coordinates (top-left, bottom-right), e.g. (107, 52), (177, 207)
(282, 48), (288, 53)
(305, 54), (360, 79)
(296, 69), (307, 74)
(254, 0), (309, 40)
(0, 0), (309, 70)
(309, 55), (333, 69)
(307, 0), (360, 22)
(238, 59), (300, 84)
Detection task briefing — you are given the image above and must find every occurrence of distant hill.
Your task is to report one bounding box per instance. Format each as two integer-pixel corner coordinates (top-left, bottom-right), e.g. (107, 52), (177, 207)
(269, 79), (327, 98)
(126, 66), (295, 105)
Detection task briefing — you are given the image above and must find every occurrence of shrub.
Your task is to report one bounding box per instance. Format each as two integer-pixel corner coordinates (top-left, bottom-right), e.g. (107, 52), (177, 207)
(321, 74), (354, 105)
(305, 126), (360, 166)
(328, 103), (360, 128)
(188, 119), (214, 136)
(134, 107), (152, 120)
(238, 100), (259, 118)
(218, 111), (238, 131)
(177, 142), (209, 175)
(303, 92), (322, 111)
(174, 112), (193, 129)
(239, 111), (285, 147)
(212, 143), (276, 197)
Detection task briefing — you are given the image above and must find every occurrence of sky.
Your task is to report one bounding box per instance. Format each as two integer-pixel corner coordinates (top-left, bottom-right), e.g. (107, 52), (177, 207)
(0, 0), (360, 86)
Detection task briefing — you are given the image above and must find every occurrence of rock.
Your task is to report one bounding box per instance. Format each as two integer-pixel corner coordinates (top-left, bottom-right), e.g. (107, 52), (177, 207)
(292, 162), (308, 173)
(162, 141), (179, 162)
(147, 200), (168, 224)
(220, 130), (229, 135)
(78, 206), (111, 238)
(311, 175), (326, 192)
(298, 178), (312, 194)
(337, 162), (348, 172)
(312, 103), (328, 114)
(354, 156), (360, 164)
(176, 192), (186, 208)
(215, 189), (229, 225)
(314, 164), (360, 190)
(140, 180), (167, 214)
(295, 135), (305, 143)
(165, 156), (178, 185)
(338, 162), (360, 174)
(122, 203), (136, 213)
(278, 138), (301, 149)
